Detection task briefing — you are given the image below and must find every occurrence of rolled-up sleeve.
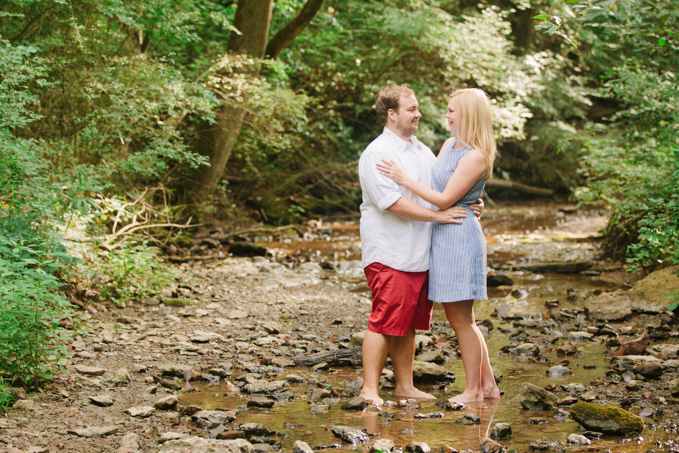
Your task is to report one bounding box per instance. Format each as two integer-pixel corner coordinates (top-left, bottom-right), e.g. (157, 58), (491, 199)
(359, 150), (402, 211)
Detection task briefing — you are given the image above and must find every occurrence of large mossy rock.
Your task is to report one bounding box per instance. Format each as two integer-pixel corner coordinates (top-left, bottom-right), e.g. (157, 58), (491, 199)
(570, 401), (644, 435)
(586, 266), (679, 321)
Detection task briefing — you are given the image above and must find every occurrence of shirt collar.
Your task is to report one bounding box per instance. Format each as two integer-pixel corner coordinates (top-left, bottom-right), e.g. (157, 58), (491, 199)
(382, 127), (420, 153)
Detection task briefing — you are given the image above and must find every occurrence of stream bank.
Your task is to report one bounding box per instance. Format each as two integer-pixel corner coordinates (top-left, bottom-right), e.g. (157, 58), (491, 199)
(2, 202), (678, 452)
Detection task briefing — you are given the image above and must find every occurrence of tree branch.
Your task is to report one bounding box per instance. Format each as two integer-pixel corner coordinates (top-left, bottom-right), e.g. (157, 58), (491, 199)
(265, 0), (325, 59)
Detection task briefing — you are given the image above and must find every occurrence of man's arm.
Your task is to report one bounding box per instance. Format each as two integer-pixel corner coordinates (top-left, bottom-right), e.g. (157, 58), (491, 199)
(387, 198), (468, 224)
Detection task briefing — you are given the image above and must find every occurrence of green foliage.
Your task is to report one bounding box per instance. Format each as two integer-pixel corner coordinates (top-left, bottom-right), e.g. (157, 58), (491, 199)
(538, 0), (679, 297)
(95, 240), (177, 305)
(0, 236), (73, 389)
(0, 377), (15, 413)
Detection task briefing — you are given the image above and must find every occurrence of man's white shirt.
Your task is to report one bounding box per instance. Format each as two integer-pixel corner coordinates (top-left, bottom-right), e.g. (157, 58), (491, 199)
(358, 127), (436, 272)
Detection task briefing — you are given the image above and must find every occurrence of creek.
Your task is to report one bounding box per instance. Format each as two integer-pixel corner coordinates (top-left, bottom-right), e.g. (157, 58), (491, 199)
(180, 202), (678, 452)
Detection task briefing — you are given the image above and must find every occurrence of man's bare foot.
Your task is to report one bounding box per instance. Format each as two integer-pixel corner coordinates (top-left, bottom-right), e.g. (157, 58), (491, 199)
(359, 391), (384, 406)
(394, 387), (436, 400)
(483, 387), (501, 399)
(448, 391), (484, 404)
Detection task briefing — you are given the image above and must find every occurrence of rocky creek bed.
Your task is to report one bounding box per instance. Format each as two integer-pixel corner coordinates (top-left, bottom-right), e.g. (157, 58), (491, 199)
(2, 203), (679, 453)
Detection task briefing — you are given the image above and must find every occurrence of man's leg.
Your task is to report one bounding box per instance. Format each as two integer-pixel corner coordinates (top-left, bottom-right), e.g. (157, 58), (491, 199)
(391, 328), (435, 399)
(360, 330), (390, 406)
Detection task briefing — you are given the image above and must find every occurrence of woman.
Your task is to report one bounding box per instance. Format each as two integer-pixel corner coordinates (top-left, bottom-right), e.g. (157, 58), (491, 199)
(377, 88), (500, 403)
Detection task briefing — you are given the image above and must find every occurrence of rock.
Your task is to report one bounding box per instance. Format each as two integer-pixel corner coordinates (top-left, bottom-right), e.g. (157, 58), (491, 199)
(615, 331), (650, 356)
(158, 363), (194, 378)
(13, 399), (36, 410)
(89, 395), (114, 407)
(479, 437), (504, 452)
(247, 397), (275, 408)
(371, 439), (395, 452)
(74, 365), (106, 376)
(412, 361), (455, 383)
(239, 423), (275, 437)
(456, 413), (481, 424)
(490, 423), (512, 440)
(112, 368), (132, 385)
(487, 272), (513, 287)
(154, 395), (179, 410)
(633, 361), (663, 379)
(529, 438), (561, 450)
(415, 349), (449, 364)
(669, 379), (679, 397)
(586, 290), (633, 321)
(158, 437), (254, 452)
(629, 266), (679, 313)
(341, 397), (370, 411)
(520, 383), (558, 410)
(579, 391), (597, 402)
(68, 426), (118, 438)
(125, 406), (156, 418)
(261, 321), (282, 334)
(414, 335), (433, 350)
(120, 433), (140, 451)
(414, 412), (444, 419)
(228, 309), (249, 319)
(567, 433), (591, 446)
(514, 343), (541, 357)
(351, 331), (366, 346)
(556, 341), (578, 356)
(331, 425), (369, 444)
(546, 365), (572, 376)
(159, 433), (190, 443)
(293, 440), (315, 453)
(229, 243), (267, 257)
(193, 410), (237, 429)
(405, 442), (431, 453)
(162, 298), (193, 307)
(649, 343), (679, 360)
(570, 401), (644, 435)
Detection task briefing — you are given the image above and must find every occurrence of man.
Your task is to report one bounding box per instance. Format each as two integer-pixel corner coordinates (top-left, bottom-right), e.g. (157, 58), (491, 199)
(357, 85), (481, 405)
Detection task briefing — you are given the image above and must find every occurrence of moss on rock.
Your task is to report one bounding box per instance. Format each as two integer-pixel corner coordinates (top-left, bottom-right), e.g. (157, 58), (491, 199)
(570, 401), (644, 435)
(162, 298), (193, 307)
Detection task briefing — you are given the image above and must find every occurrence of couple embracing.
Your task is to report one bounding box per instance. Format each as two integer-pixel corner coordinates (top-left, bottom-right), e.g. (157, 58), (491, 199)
(358, 85), (500, 406)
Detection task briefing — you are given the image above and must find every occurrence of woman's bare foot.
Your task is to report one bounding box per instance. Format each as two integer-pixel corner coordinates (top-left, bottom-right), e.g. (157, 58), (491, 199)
(448, 391), (484, 404)
(394, 387), (436, 400)
(359, 391), (384, 406)
(483, 387), (501, 399)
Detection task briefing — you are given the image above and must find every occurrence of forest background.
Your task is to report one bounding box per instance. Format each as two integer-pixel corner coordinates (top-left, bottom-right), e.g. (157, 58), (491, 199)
(0, 0), (677, 395)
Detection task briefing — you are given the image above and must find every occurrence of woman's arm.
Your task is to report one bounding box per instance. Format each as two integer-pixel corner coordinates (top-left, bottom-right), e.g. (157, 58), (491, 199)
(377, 149), (486, 210)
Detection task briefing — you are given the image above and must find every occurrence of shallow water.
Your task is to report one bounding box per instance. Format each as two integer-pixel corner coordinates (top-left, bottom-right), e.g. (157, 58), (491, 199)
(182, 202), (678, 451)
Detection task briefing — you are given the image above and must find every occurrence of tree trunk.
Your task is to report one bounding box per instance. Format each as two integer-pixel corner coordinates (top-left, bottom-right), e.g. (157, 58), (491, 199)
(187, 0), (324, 203)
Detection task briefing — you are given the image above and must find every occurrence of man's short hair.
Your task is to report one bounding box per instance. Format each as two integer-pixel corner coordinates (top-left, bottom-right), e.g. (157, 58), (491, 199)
(375, 85), (415, 126)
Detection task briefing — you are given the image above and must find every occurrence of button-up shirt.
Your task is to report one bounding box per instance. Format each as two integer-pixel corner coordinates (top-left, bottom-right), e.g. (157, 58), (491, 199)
(358, 127), (436, 272)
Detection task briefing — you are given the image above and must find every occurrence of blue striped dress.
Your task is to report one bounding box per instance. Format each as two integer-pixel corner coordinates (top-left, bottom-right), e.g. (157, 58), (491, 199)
(429, 143), (487, 303)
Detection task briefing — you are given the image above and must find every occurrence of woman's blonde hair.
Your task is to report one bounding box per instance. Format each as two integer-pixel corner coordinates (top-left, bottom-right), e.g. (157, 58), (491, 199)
(450, 88), (497, 178)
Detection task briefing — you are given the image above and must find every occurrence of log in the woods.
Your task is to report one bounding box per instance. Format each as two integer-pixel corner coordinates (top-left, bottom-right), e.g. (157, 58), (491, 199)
(293, 347), (363, 367)
(486, 179), (553, 197)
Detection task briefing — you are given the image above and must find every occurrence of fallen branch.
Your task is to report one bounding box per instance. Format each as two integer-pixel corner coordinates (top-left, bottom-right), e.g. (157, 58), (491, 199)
(486, 179), (553, 197)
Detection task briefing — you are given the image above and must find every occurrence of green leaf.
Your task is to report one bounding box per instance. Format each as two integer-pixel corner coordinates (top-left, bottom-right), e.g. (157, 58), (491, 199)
(658, 38), (666, 46)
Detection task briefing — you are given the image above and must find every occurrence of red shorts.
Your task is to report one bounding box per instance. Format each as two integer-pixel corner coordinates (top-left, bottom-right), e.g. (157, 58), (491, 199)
(364, 263), (433, 336)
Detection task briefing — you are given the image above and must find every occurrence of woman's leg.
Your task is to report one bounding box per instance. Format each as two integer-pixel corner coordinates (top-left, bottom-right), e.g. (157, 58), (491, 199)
(475, 323), (500, 399)
(444, 300), (484, 403)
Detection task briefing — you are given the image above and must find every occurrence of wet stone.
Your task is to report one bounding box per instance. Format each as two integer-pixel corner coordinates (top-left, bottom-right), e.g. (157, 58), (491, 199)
(415, 349), (449, 364)
(570, 401), (644, 435)
(479, 437), (504, 453)
(437, 401), (465, 411)
(520, 383), (558, 410)
(414, 412), (444, 419)
(192, 410), (237, 429)
(331, 425), (369, 444)
(633, 362), (663, 379)
(405, 442), (431, 453)
(341, 396), (370, 411)
(240, 423), (275, 437)
(513, 343), (541, 357)
(293, 440), (315, 453)
(217, 430), (246, 440)
(457, 413), (481, 425)
(490, 423), (512, 440)
(546, 365), (572, 376)
(528, 438), (562, 451)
